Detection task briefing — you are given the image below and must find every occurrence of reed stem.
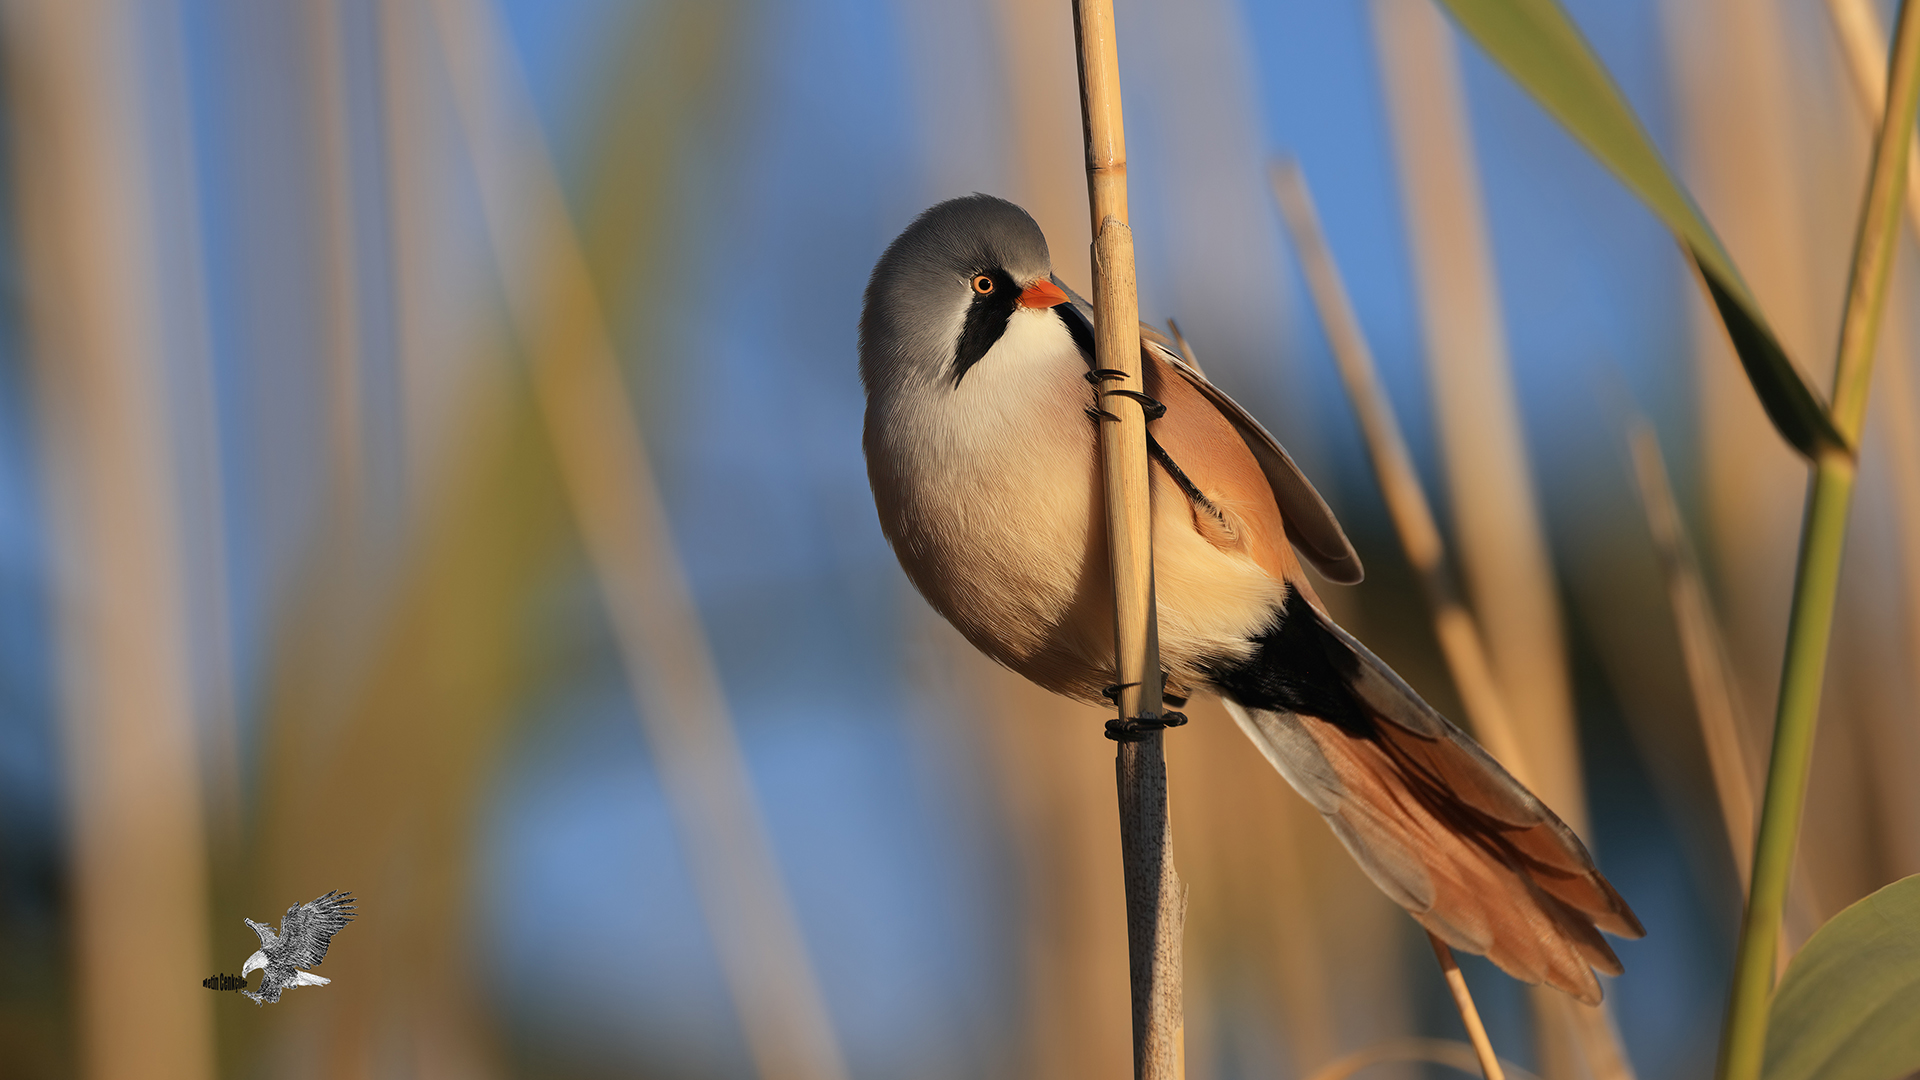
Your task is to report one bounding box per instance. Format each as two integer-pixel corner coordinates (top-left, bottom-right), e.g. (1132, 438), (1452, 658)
(1071, 1), (1184, 1076)
(1717, 2), (1920, 1076)
(1429, 934), (1506, 1080)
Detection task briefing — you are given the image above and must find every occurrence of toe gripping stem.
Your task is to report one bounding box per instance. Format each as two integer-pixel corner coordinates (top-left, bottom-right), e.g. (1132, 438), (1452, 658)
(1100, 682), (1189, 743)
(1083, 369), (1167, 424)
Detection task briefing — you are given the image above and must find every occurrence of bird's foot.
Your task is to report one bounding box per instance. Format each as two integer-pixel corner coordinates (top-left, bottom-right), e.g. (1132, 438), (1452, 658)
(1082, 369), (1168, 421)
(1104, 711), (1188, 742)
(1102, 388), (1167, 421)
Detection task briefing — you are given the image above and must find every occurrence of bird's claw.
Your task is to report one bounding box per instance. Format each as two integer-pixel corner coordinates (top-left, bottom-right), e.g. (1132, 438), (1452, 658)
(1103, 711), (1188, 742)
(1102, 388), (1167, 421)
(1085, 368), (1129, 384)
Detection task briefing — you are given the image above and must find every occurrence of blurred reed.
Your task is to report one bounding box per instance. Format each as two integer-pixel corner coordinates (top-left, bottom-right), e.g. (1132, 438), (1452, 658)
(1719, 2), (1920, 1071)
(1624, 419), (1820, 980)
(306, 0), (368, 524)
(1662, 0), (1862, 958)
(1624, 421), (1757, 883)
(1825, 0), (1920, 883)
(1658, 0), (1824, 888)
(428, 3), (850, 1080)
(1271, 158), (1537, 1080)
(1369, 2), (1627, 1076)
(145, 0), (244, 863)
(1305, 1039), (1543, 1080)
(1270, 160), (1530, 780)
(2, 3), (216, 1079)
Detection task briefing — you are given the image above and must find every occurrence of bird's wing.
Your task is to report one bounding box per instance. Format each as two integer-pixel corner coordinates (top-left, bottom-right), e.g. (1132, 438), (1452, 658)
(1146, 336), (1362, 584)
(1139, 346), (1299, 585)
(245, 918), (277, 947)
(1051, 285), (1361, 584)
(276, 890), (357, 969)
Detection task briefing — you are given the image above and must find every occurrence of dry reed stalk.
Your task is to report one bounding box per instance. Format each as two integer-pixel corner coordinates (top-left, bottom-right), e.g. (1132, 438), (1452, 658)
(1072, 2), (1185, 1076)
(965, 6), (1138, 1075)
(1270, 160), (1532, 780)
(1428, 934), (1505, 1080)
(2, 3), (215, 1079)
(425, 3), (849, 1079)
(1626, 421), (1758, 881)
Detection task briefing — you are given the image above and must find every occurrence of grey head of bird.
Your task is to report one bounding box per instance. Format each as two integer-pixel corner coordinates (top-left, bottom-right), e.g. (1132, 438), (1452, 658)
(241, 949), (269, 979)
(858, 194), (1074, 403)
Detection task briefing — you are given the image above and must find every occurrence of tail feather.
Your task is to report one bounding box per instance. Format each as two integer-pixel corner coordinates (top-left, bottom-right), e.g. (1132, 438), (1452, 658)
(1212, 590), (1642, 1005)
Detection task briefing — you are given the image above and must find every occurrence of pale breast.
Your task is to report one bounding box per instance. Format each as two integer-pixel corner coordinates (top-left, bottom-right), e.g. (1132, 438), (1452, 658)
(865, 311), (1291, 703)
(865, 309), (1112, 692)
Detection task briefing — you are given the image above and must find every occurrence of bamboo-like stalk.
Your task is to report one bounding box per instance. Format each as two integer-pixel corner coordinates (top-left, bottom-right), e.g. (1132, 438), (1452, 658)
(1071, 2), (1184, 1077)
(1718, 3), (1920, 1076)
(1428, 934), (1505, 1080)
(425, 3), (849, 1080)
(1625, 421), (1758, 882)
(2, 3), (216, 1079)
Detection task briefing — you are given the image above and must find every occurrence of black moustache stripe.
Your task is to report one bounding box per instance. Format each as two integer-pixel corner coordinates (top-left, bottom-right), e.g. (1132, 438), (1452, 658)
(950, 268), (1020, 386)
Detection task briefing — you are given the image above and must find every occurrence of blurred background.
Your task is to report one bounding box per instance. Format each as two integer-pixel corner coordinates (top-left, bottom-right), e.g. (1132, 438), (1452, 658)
(2, 0), (1916, 1078)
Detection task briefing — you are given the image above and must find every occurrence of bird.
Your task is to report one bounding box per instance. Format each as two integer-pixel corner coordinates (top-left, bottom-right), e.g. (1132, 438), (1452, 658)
(238, 890), (357, 1005)
(858, 193), (1643, 1004)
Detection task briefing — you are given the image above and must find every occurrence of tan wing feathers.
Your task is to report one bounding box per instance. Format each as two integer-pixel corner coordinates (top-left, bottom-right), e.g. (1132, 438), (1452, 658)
(1149, 341), (1363, 584)
(1055, 283), (1360, 583)
(1142, 349), (1300, 585)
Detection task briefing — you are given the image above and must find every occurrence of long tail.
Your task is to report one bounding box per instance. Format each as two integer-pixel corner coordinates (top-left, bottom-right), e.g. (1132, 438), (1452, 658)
(1210, 588), (1643, 1004)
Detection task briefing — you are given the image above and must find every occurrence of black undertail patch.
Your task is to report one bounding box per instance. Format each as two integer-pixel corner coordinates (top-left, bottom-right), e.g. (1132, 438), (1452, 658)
(1203, 585), (1375, 739)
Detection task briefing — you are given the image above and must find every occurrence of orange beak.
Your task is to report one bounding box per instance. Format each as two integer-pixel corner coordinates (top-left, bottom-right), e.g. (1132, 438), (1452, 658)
(1017, 279), (1070, 309)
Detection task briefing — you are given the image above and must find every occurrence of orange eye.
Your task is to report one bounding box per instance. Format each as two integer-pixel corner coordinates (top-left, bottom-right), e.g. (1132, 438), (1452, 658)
(971, 274), (995, 295)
